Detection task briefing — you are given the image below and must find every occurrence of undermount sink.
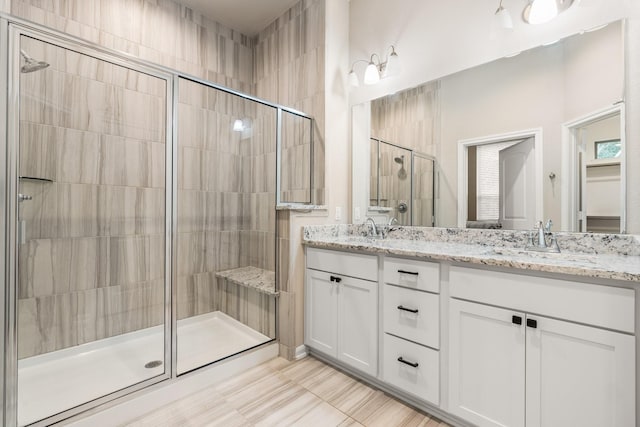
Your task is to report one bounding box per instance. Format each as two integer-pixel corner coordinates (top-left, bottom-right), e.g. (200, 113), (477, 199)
(490, 247), (599, 264)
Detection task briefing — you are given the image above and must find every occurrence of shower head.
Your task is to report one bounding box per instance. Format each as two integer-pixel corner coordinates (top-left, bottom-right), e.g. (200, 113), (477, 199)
(20, 49), (49, 73)
(394, 155), (404, 164)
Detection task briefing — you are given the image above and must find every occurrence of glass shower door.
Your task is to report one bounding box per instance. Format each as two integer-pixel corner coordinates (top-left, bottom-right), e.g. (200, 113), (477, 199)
(15, 35), (169, 425)
(176, 77), (276, 374)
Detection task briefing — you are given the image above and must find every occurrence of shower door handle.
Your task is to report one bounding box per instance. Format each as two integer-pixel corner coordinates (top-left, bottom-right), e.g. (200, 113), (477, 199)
(18, 193), (32, 202)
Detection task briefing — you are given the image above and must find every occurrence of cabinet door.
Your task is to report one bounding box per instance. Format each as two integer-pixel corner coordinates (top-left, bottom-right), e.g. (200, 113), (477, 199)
(449, 299), (526, 427)
(526, 316), (635, 427)
(338, 275), (378, 376)
(305, 269), (338, 357)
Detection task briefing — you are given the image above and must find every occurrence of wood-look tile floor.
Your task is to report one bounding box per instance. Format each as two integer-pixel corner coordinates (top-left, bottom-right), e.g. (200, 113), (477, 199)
(126, 356), (452, 427)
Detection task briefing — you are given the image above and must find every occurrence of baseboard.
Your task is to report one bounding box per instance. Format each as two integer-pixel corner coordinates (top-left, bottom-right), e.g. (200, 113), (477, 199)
(294, 345), (307, 360)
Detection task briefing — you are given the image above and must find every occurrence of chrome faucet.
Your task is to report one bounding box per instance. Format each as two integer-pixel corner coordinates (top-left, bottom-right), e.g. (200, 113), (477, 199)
(526, 219), (560, 253)
(388, 217), (398, 226)
(365, 217), (379, 237)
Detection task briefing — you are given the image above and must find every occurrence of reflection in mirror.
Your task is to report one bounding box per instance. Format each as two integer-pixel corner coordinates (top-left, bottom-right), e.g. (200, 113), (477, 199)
(466, 138), (535, 230)
(413, 154), (436, 227)
(571, 111), (623, 233)
(368, 138), (436, 226)
(351, 20), (624, 233)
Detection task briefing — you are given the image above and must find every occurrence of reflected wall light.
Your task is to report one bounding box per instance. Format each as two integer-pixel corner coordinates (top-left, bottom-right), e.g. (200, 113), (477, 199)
(349, 46), (400, 87)
(523, 0), (574, 25)
(495, 0), (514, 30)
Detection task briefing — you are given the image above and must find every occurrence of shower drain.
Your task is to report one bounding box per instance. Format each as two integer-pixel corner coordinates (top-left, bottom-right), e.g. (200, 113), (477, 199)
(144, 360), (163, 369)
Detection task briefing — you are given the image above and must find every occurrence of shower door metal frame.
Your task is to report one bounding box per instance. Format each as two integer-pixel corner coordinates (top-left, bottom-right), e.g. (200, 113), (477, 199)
(2, 18), (176, 427)
(411, 152), (437, 227)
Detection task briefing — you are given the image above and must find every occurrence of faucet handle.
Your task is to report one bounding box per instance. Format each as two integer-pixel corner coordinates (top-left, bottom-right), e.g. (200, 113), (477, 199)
(545, 219), (553, 232)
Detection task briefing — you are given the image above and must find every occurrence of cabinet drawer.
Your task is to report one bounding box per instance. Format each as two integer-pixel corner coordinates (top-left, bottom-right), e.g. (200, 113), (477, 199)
(307, 248), (378, 282)
(384, 285), (439, 348)
(450, 266), (635, 333)
(384, 257), (439, 293)
(383, 333), (440, 405)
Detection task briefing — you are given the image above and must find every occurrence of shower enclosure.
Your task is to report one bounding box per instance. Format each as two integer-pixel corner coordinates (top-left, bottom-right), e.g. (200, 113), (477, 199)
(1, 17), (313, 427)
(370, 138), (436, 226)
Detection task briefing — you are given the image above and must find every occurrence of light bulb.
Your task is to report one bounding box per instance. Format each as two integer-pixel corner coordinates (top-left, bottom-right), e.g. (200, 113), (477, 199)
(528, 0), (558, 24)
(233, 119), (244, 132)
(383, 50), (401, 78)
(348, 70), (360, 87)
(364, 62), (380, 85)
(495, 5), (513, 29)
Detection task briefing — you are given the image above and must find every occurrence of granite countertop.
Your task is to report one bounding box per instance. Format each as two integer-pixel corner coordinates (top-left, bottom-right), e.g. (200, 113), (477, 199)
(302, 225), (640, 283)
(215, 266), (278, 296)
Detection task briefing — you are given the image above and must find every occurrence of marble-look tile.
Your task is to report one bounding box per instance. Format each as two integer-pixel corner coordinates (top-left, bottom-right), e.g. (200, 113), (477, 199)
(19, 180), (59, 240)
(18, 293), (78, 358)
(19, 238), (71, 298)
(19, 122), (58, 181)
(216, 277), (276, 338)
(56, 127), (101, 185)
(130, 356), (448, 427)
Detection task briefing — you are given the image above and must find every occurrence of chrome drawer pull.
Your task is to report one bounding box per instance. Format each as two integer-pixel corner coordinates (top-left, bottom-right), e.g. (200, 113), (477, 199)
(397, 269), (419, 276)
(397, 305), (419, 314)
(397, 356), (419, 368)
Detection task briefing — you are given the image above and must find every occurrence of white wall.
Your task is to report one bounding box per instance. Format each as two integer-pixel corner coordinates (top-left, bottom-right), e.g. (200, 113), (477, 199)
(325, 0), (351, 222)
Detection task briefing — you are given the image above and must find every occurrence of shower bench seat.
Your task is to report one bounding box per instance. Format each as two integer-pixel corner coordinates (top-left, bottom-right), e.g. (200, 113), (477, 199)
(215, 266), (278, 296)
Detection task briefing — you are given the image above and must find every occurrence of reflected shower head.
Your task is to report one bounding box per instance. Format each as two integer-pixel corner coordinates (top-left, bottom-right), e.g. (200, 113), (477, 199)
(20, 49), (49, 73)
(394, 155), (404, 164)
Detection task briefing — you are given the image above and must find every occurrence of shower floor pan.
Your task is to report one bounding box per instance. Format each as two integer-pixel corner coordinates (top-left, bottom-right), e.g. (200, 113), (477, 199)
(18, 311), (270, 426)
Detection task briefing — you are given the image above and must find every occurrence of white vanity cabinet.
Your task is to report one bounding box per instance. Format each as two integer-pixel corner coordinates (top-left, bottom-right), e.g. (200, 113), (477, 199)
(381, 257), (441, 405)
(305, 248), (378, 376)
(448, 266), (636, 427)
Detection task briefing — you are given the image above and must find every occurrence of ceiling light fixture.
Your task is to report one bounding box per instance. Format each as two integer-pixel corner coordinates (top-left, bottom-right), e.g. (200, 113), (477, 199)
(495, 0), (513, 30)
(349, 46), (400, 87)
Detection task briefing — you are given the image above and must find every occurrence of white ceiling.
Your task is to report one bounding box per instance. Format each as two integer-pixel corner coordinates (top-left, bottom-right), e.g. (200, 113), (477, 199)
(177, 0), (300, 36)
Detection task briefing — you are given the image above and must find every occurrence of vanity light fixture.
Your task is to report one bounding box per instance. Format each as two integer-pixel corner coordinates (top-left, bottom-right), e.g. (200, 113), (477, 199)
(348, 46), (400, 87)
(495, 0), (514, 30)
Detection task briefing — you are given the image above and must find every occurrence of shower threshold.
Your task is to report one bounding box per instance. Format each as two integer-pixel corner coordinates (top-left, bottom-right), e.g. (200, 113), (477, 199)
(17, 311), (270, 426)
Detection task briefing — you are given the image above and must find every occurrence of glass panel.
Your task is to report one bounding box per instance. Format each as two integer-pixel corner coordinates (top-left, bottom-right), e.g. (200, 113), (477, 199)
(379, 142), (411, 225)
(280, 111), (312, 203)
(17, 36), (167, 425)
(595, 139), (621, 159)
(413, 155), (435, 227)
(176, 78), (276, 375)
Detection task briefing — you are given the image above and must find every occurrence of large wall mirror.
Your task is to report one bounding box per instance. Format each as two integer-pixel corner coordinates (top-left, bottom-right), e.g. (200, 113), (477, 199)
(352, 20), (625, 233)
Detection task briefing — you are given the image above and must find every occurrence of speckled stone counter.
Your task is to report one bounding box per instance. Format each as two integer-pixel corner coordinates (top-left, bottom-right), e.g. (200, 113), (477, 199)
(302, 225), (640, 283)
(215, 266), (278, 296)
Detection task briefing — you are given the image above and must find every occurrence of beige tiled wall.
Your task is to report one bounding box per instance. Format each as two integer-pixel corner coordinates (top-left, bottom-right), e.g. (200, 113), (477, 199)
(254, 0), (325, 205)
(12, 0), (255, 93)
(253, 0), (327, 360)
(371, 82), (440, 227)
